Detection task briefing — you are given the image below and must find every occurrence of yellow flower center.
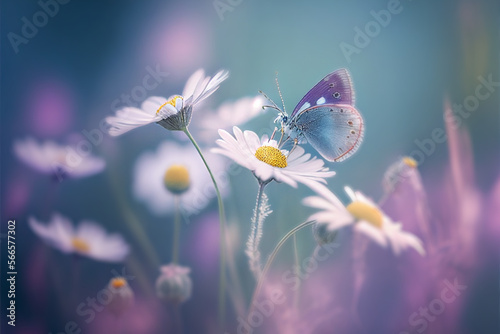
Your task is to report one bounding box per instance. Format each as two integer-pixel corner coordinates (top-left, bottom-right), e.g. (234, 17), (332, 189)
(402, 156), (418, 169)
(346, 201), (383, 229)
(110, 277), (127, 289)
(71, 238), (90, 253)
(254, 146), (287, 168)
(164, 164), (191, 194)
(157, 95), (183, 114)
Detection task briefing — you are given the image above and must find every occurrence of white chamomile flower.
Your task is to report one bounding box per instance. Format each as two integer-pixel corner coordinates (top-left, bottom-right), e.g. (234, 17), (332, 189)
(303, 185), (425, 256)
(106, 69), (229, 135)
(29, 213), (130, 262)
(212, 126), (335, 188)
(133, 141), (228, 216)
(13, 137), (105, 179)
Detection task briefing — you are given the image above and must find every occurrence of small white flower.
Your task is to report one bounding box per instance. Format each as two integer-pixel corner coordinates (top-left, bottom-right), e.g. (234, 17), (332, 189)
(13, 137), (105, 179)
(303, 185), (425, 256)
(29, 213), (130, 262)
(106, 69), (229, 135)
(133, 141), (228, 216)
(195, 95), (265, 143)
(212, 126), (335, 188)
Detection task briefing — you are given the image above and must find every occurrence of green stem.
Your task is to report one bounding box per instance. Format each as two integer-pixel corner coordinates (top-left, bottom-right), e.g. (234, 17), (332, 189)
(172, 196), (181, 264)
(292, 233), (300, 309)
(247, 181), (267, 279)
(182, 127), (227, 327)
(248, 220), (316, 315)
(107, 166), (160, 270)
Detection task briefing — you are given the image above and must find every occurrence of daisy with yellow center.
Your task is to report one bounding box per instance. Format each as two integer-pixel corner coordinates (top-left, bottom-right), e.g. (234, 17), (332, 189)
(212, 126), (335, 188)
(29, 213), (130, 262)
(106, 69), (230, 320)
(133, 141), (227, 216)
(105, 69), (229, 135)
(303, 185), (425, 256)
(213, 126), (336, 279)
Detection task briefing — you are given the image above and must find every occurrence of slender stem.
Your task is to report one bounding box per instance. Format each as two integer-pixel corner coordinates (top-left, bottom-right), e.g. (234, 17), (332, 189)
(253, 182), (267, 264)
(107, 166), (160, 269)
(247, 182), (267, 279)
(172, 304), (183, 334)
(172, 196), (181, 264)
(378, 192), (389, 207)
(182, 127), (227, 327)
(71, 255), (81, 308)
(248, 220), (316, 315)
(292, 233), (300, 309)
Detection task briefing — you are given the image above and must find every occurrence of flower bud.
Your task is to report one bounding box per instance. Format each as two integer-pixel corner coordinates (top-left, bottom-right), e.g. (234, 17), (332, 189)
(155, 264), (192, 304)
(107, 277), (134, 316)
(382, 156), (418, 193)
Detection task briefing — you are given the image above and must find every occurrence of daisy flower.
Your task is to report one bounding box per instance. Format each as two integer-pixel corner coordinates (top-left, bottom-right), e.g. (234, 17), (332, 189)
(212, 126), (335, 188)
(106, 69), (230, 315)
(105, 69), (229, 135)
(133, 141), (228, 216)
(213, 126), (335, 279)
(29, 213), (130, 262)
(13, 137), (105, 180)
(303, 185), (425, 256)
(106, 69), (231, 317)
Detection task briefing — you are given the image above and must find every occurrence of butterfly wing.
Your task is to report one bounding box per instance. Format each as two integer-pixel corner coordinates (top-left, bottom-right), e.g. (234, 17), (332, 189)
(294, 105), (364, 162)
(290, 68), (355, 118)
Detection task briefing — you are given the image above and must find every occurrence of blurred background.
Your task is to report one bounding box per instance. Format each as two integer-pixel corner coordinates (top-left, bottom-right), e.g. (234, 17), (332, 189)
(1, 0), (499, 333)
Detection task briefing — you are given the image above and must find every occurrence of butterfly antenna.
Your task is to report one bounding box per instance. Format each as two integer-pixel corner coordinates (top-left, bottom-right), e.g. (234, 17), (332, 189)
(258, 90), (282, 113)
(275, 72), (287, 115)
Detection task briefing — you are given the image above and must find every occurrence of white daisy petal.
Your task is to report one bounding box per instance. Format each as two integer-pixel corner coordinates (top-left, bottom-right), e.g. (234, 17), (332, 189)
(192, 69), (229, 106)
(355, 222), (388, 247)
(141, 96), (167, 115)
(344, 186), (357, 202)
(182, 69), (205, 100)
(106, 107), (160, 136)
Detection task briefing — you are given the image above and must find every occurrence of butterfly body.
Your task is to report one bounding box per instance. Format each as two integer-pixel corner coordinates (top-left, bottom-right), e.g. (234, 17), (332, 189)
(277, 68), (364, 162)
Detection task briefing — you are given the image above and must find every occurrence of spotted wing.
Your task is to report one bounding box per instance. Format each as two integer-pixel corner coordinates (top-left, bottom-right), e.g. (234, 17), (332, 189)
(290, 68), (355, 119)
(294, 104), (364, 162)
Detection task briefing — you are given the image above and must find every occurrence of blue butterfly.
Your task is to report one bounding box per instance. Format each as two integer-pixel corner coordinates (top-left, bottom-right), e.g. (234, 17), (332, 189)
(263, 68), (364, 162)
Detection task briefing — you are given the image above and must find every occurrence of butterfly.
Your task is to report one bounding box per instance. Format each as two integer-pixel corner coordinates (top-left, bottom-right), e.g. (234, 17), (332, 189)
(263, 68), (364, 162)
